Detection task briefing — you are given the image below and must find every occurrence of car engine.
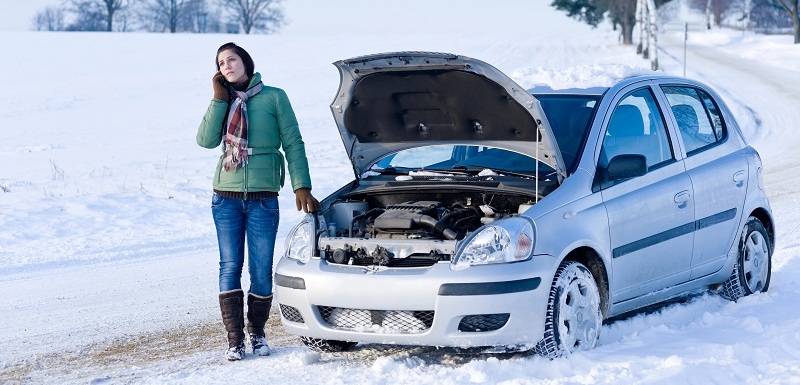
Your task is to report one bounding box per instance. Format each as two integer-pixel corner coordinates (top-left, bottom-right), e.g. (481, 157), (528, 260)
(317, 193), (535, 267)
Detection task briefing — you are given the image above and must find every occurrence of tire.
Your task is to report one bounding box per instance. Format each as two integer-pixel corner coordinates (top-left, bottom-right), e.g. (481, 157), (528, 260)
(300, 337), (357, 352)
(720, 216), (772, 301)
(534, 261), (602, 358)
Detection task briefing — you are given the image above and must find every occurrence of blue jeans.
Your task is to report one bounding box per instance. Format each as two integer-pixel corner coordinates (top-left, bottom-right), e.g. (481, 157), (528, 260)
(211, 194), (280, 297)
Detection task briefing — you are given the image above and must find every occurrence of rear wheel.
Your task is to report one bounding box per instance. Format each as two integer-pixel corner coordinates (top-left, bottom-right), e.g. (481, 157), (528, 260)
(720, 216), (771, 301)
(300, 337), (357, 352)
(535, 261), (602, 358)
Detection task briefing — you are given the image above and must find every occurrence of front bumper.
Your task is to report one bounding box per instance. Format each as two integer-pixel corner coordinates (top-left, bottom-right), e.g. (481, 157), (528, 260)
(274, 255), (557, 348)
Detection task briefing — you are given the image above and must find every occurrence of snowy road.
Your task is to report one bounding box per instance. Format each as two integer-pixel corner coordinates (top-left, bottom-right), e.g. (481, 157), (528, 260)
(661, 32), (800, 171)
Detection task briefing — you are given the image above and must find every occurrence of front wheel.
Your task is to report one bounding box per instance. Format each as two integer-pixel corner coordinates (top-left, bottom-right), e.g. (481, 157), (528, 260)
(534, 261), (602, 358)
(720, 216), (772, 301)
(300, 336), (357, 352)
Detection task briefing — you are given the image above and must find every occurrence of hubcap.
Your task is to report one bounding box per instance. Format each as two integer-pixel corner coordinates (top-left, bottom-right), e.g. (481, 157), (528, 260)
(743, 230), (769, 293)
(557, 276), (601, 351)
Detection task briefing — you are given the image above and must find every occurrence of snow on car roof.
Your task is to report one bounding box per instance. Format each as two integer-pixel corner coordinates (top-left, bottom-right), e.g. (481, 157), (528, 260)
(511, 64), (658, 94)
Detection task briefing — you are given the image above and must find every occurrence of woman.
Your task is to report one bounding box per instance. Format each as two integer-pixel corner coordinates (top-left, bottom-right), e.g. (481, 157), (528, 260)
(197, 42), (320, 361)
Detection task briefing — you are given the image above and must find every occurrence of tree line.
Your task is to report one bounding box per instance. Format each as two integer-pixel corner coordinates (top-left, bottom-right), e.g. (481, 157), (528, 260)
(552, 0), (800, 44)
(32, 0), (285, 34)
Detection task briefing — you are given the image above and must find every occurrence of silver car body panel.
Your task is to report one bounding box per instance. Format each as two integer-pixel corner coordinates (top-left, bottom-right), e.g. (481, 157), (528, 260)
(276, 254), (558, 347)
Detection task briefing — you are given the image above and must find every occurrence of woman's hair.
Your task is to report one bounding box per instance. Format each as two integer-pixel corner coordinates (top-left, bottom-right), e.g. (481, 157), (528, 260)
(216, 42), (255, 78)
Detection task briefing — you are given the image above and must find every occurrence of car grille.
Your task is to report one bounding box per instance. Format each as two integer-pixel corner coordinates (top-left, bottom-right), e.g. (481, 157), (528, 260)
(317, 306), (434, 334)
(280, 304), (304, 323)
(348, 257), (442, 268)
(457, 313), (510, 332)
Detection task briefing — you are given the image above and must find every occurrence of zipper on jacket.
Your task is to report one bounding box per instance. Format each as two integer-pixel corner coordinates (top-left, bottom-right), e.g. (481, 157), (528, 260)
(243, 163), (248, 200)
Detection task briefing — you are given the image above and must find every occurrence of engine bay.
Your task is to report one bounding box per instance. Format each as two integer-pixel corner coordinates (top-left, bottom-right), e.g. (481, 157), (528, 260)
(317, 191), (537, 267)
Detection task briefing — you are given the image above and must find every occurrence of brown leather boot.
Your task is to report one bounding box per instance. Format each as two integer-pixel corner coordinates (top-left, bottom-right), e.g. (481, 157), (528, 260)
(219, 289), (245, 361)
(246, 292), (273, 356)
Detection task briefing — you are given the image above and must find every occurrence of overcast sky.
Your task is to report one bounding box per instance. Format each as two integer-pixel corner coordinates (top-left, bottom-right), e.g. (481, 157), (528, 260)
(0, 0), (58, 31)
(1, 0), (544, 35)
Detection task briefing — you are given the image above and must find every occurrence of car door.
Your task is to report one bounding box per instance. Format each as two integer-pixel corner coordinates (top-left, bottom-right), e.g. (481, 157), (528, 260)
(659, 85), (748, 279)
(597, 86), (695, 302)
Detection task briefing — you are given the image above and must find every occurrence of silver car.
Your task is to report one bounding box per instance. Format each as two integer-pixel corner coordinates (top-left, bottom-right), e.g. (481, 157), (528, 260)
(276, 52), (774, 357)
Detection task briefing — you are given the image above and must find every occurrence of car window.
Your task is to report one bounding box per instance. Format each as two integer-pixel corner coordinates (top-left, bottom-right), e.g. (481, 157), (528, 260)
(599, 87), (674, 171)
(372, 144), (553, 174)
(661, 86), (727, 155)
(536, 95), (600, 173)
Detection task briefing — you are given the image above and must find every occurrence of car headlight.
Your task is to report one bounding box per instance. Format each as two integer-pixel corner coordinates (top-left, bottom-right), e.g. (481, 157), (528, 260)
(284, 214), (315, 264)
(452, 217), (534, 270)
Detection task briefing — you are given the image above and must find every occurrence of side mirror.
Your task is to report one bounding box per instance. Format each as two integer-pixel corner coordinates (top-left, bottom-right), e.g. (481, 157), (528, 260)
(607, 154), (647, 180)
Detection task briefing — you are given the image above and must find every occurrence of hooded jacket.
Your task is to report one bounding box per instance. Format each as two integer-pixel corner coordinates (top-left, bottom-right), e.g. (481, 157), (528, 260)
(197, 73), (312, 193)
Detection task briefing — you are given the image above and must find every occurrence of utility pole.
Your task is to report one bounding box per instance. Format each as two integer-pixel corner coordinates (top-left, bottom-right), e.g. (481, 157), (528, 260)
(683, 22), (688, 76)
(664, 22), (705, 77)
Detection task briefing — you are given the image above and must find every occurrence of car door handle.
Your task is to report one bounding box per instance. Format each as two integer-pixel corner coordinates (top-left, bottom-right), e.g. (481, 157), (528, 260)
(733, 170), (746, 187)
(674, 190), (692, 208)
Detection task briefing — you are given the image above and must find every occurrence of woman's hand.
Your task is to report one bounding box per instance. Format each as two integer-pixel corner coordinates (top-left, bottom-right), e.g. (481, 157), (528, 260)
(295, 188), (320, 213)
(212, 71), (229, 101)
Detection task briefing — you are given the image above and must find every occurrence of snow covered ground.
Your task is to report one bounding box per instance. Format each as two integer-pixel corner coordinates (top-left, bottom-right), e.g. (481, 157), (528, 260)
(2, 1), (800, 384)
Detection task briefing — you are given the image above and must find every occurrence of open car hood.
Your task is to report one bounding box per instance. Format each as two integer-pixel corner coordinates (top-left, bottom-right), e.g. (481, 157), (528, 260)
(331, 52), (565, 182)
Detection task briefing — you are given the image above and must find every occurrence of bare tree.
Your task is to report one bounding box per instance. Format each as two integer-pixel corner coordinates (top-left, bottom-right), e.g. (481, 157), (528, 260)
(67, 0), (129, 31)
(143, 0), (190, 32)
(645, 0), (658, 69)
(773, 0), (800, 42)
(66, 1), (106, 31)
(32, 6), (66, 31)
(714, 0), (736, 26)
(690, 0), (734, 27)
(608, 0), (638, 45)
(637, 0), (646, 51)
(184, 0), (215, 32)
(221, 0), (285, 34)
(551, 0), (669, 45)
(140, 0), (216, 32)
(101, 0), (129, 31)
(749, 0), (793, 33)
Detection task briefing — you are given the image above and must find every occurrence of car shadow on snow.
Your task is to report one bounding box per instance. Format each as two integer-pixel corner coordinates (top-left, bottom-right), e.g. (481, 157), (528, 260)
(317, 343), (532, 366)
(602, 290), (709, 325)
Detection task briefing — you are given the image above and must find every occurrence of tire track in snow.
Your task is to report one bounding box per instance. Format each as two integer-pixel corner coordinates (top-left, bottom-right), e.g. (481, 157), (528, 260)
(660, 33), (800, 171)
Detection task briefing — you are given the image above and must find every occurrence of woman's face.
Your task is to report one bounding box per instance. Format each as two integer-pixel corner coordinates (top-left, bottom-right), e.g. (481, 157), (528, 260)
(217, 49), (248, 84)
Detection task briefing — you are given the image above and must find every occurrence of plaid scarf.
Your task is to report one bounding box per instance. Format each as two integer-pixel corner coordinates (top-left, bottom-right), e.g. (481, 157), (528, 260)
(222, 81), (264, 172)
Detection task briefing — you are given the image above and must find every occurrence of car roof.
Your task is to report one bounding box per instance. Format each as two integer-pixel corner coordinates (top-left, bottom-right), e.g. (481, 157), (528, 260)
(528, 74), (691, 97)
(529, 86), (609, 96)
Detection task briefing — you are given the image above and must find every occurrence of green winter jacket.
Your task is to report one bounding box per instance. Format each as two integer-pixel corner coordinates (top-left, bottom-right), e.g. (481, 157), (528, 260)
(196, 73), (312, 193)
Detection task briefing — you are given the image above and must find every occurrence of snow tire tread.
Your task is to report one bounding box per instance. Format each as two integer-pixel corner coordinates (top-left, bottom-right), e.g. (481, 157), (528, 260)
(534, 260), (601, 359)
(719, 216), (771, 302)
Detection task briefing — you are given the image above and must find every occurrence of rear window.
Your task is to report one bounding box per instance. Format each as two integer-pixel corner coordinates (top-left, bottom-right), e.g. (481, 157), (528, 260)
(661, 86), (727, 155)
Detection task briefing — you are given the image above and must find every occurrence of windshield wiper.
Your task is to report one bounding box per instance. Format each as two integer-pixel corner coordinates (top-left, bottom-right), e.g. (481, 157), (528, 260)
(443, 165), (542, 179)
(365, 166), (410, 175)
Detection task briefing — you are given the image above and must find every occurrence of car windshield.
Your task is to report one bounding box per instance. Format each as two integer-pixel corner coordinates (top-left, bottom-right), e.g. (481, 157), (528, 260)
(368, 144), (554, 177)
(536, 95), (600, 172)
